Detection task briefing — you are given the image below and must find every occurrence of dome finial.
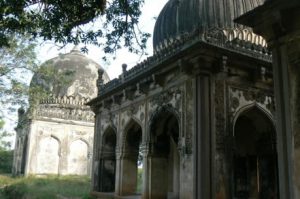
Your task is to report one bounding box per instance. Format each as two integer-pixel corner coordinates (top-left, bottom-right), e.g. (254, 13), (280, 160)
(71, 45), (81, 54)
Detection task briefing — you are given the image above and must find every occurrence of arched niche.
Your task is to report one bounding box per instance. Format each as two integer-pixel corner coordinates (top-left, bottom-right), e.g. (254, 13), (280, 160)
(232, 106), (278, 199)
(36, 136), (60, 174)
(99, 126), (117, 192)
(121, 119), (143, 195)
(68, 139), (88, 175)
(149, 108), (180, 199)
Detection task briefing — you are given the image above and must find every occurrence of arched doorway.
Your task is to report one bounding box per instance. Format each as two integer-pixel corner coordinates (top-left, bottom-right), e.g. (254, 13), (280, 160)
(120, 119), (142, 195)
(233, 107), (278, 199)
(99, 126), (116, 192)
(149, 108), (180, 199)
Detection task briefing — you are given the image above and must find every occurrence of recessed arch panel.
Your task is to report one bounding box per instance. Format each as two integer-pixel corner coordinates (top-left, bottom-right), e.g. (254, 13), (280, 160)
(36, 136), (60, 174)
(68, 139), (88, 175)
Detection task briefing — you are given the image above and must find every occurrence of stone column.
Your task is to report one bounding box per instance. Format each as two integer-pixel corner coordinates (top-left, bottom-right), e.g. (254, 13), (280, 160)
(92, 114), (101, 191)
(114, 149), (122, 195)
(140, 141), (169, 199)
(194, 75), (213, 199)
(141, 142), (150, 199)
(147, 154), (168, 199)
(115, 149), (137, 196)
(236, 1), (300, 198)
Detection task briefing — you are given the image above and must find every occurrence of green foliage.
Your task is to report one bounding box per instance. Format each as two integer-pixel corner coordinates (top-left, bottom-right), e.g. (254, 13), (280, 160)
(136, 167), (143, 193)
(0, 0), (149, 57)
(0, 34), (38, 115)
(0, 150), (13, 174)
(0, 175), (94, 199)
(0, 34), (75, 116)
(0, 119), (13, 174)
(0, 119), (13, 150)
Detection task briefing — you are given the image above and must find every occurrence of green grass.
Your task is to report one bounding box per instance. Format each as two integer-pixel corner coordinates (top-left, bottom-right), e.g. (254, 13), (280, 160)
(136, 168), (143, 194)
(0, 174), (95, 199)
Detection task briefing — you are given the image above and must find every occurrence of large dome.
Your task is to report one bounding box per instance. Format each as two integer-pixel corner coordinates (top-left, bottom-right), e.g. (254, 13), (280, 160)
(153, 0), (265, 50)
(30, 47), (110, 101)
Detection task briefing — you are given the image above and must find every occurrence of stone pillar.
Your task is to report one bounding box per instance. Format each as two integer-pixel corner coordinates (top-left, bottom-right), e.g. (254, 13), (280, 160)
(115, 149), (137, 196)
(92, 114), (101, 191)
(236, 1), (300, 198)
(141, 143), (150, 199)
(140, 142), (168, 199)
(194, 75), (213, 199)
(147, 154), (168, 199)
(115, 150), (122, 195)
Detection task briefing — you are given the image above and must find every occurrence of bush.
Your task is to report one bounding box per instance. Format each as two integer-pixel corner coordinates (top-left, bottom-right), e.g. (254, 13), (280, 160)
(0, 150), (13, 174)
(3, 182), (28, 199)
(0, 175), (93, 199)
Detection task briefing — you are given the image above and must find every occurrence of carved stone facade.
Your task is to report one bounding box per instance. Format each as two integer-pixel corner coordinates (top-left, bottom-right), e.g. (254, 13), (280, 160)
(88, 1), (279, 198)
(12, 48), (109, 176)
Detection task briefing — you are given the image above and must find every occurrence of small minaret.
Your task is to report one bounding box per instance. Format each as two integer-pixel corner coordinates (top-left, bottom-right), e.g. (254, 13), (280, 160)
(97, 68), (104, 96)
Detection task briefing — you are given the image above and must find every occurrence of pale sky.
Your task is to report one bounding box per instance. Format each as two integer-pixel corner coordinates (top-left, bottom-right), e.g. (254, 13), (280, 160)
(36, 0), (168, 80)
(3, 0), (169, 148)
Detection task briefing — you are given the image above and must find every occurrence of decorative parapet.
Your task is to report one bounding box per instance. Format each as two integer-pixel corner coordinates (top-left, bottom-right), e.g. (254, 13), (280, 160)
(30, 95), (95, 122)
(34, 104), (94, 122)
(39, 95), (91, 106)
(97, 28), (271, 97)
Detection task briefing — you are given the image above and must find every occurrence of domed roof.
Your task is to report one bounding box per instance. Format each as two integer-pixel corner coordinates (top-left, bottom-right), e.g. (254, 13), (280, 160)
(30, 47), (110, 101)
(153, 0), (265, 50)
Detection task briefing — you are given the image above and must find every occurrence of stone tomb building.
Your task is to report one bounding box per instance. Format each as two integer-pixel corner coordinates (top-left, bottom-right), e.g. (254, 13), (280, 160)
(88, 0), (279, 198)
(12, 48), (109, 176)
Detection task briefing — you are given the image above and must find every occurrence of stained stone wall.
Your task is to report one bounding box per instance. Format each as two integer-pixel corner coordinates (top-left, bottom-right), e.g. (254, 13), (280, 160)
(24, 119), (93, 176)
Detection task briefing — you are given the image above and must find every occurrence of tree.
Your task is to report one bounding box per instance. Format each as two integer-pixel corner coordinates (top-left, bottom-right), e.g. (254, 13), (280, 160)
(0, 34), (38, 115)
(0, 119), (14, 173)
(0, 119), (12, 150)
(0, 0), (149, 57)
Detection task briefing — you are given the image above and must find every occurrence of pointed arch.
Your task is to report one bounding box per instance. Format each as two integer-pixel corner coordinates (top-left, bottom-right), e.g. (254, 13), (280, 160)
(119, 117), (143, 195)
(102, 125), (117, 157)
(99, 124), (117, 192)
(68, 139), (89, 175)
(232, 103), (274, 136)
(122, 118), (143, 150)
(70, 138), (90, 149)
(149, 105), (180, 145)
(36, 135), (60, 174)
(148, 105), (180, 198)
(232, 103), (279, 198)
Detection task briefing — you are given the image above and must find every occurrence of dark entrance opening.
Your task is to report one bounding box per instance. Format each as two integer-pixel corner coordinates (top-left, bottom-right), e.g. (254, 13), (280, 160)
(150, 109), (180, 199)
(99, 127), (116, 192)
(123, 119), (142, 195)
(233, 108), (278, 199)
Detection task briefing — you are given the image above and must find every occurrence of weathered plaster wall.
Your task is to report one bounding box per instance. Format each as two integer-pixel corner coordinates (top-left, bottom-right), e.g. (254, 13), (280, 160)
(25, 120), (94, 176)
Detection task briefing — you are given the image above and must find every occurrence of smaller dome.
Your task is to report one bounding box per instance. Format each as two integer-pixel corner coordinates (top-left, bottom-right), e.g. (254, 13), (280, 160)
(30, 47), (109, 101)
